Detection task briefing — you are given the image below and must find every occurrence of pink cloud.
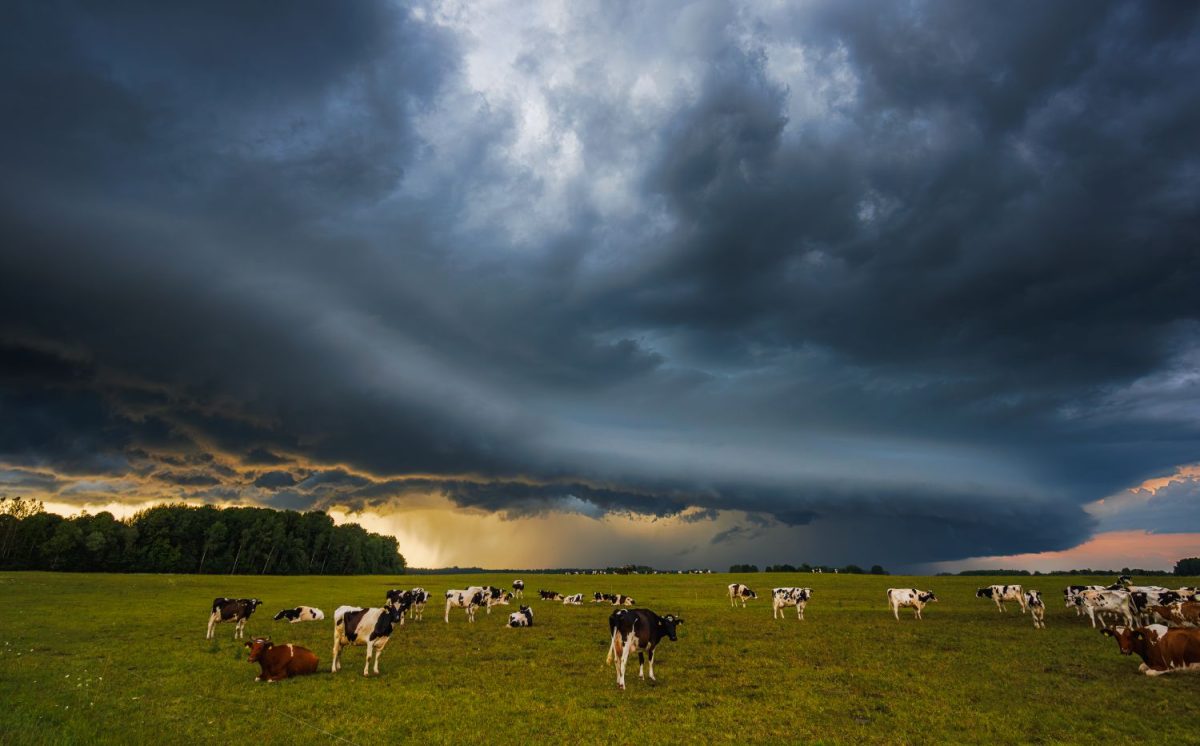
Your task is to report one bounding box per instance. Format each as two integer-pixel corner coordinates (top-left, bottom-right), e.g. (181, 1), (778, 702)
(932, 530), (1200, 573)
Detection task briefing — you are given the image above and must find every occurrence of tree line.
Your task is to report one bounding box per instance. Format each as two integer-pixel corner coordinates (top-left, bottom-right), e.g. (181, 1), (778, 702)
(0, 497), (406, 575)
(730, 563), (889, 574)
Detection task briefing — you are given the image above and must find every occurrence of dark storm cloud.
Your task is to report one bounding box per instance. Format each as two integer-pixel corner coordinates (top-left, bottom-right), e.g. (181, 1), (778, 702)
(1, 1), (1197, 566)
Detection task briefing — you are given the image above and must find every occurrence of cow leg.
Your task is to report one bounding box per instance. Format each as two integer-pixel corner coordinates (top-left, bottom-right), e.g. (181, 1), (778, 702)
(331, 639), (341, 673)
(619, 634), (636, 689)
(606, 629), (619, 667)
(234, 619), (243, 639)
(372, 638), (387, 675)
(363, 640), (374, 676)
(206, 613), (217, 639)
(893, 603), (900, 621)
(445, 600), (452, 624)
(638, 651), (645, 679)
(798, 603), (804, 620)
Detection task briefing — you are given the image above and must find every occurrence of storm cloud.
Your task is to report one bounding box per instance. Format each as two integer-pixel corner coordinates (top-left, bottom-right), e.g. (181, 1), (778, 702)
(1, 1), (1198, 568)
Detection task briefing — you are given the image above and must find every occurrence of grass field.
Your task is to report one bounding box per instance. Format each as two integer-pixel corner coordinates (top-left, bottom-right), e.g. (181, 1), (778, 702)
(1, 572), (1198, 744)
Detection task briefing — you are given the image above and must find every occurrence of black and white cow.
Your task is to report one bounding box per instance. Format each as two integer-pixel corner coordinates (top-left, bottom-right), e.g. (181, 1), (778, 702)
(539, 590), (564, 601)
(507, 605), (533, 627)
(1130, 589), (1182, 623)
(1026, 591), (1045, 629)
(1075, 589), (1136, 628)
(605, 608), (683, 690)
(512, 579), (525, 598)
(207, 597), (262, 639)
(403, 588), (431, 621)
(563, 593), (584, 605)
(272, 605), (324, 623)
(728, 583), (758, 608)
(887, 588), (937, 621)
(611, 594), (636, 606)
(771, 587), (813, 620)
(593, 592), (617, 604)
(975, 584), (1027, 613)
(444, 588), (487, 623)
(480, 586), (513, 614)
(1063, 585), (1108, 615)
(332, 604), (404, 676)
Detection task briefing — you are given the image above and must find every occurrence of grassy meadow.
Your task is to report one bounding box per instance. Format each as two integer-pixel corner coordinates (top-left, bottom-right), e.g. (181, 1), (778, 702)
(1, 571), (1198, 744)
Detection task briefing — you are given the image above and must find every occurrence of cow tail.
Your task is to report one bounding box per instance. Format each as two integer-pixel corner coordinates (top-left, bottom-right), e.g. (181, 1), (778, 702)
(605, 627), (620, 667)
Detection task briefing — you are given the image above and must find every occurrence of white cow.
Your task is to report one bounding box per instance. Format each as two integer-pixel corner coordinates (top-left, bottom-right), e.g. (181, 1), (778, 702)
(728, 583), (758, 608)
(1025, 591), (1046, 629)
(975, 584), (1027, 613)
(507, 605), (533, 627)
(562, 593), (584, 605)
(887, 588), (937, 621)
(1076, 589), (1136, 628)
(771, 587), (813, 620)
(444, 588), (487, 623)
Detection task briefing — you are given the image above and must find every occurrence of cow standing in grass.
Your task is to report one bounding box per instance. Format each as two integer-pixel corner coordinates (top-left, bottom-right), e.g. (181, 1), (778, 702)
(605, 608), (683, 690)
(1076, 589), (1136, 629)
(772, 588), (813, 620)
(512, 580), (524, 598)
(975, 585), (1027, 613)
(245, 637), (319, 682)
(1025, 591), (1045, 629)
(728, 583), (757, 608)
(445, 588), (487, 623)
(207, 598), (262, 640)
(887, 588), (937, 621)
(332, 603), (405, 676)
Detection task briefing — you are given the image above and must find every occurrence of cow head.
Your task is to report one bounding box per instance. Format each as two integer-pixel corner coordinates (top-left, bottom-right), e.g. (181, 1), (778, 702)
(245, 637), (273, 662)
(660, 614), (684, 641)
(975, 588), (994, 599)
(919, 592), (938, 603)
(1101, 626), (1140, 655)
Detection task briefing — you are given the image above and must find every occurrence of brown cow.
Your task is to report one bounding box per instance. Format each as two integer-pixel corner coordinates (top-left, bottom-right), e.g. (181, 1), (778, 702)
(245, 637), (319, 682)
(1101, 625), (1200, 676)
(1147, 601), (1200, 627)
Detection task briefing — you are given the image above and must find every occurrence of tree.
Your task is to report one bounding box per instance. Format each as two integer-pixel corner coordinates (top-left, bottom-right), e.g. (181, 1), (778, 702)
(870, 564), (888, 575)
(1175, 557), (1200, 576)
(729, 564), (759, 573)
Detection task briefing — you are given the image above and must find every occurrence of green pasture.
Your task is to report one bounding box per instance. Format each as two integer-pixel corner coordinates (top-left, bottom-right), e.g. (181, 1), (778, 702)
(0, 572), (1197, 744)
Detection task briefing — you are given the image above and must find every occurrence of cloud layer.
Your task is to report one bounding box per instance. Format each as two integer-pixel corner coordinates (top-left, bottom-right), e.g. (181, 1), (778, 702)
(2, 1), (1199, 568)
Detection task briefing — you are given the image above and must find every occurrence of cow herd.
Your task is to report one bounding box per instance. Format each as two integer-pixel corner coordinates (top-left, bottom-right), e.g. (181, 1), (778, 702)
(205, 574), (1200, 689)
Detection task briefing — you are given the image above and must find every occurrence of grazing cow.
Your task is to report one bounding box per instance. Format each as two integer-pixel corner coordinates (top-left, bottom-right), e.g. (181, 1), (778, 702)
(563, 593), (584, 605)
(539, 590), (564, 601)
(480, 586), (513, 614)
(445, 588), (487, 623)
(272, 606), (324, 623)
(887, 588), (937, 621)
(1102, 625), (1200, 676)
(512, 580), (525, 598)
(593, 592), (617, 604)
(245, 637), (319, 682)
(728, 583), (758, 608)
(1076, 589), (1136, 629)
(605, 608), (683, 690)
(1025, 591), (1045, 629)
(507, 605), (533, 627)
(207, 598), (262, 640)
(332, 604), (404, 676)
(976, 585), (1027, 613)
(772, 587), (813, 620)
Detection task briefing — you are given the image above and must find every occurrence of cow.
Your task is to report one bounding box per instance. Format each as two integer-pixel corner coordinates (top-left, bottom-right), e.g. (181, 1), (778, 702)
(611, 594), (636, 606)
(772, 587), (813, 620)
(593, 592), (617, 604)
(445, 588), (487, 623)
(728, 583), (758, 608)
(605, 608), (683, 690)
(207, 598), (262, 640)
(1101, 625), (1200, 676)
(1130, 590), (1182, 623)
(1075, 589), (1136, 629)
(272, 606), (324, 623)
(507, 605), (534, 627)
(563, 593), (584, 605)
(512, 579), (525, 598)
(1063, 585), (1107, 615)
(887, 588), (937, 621)
(332, 604), (404, 676)
(976, 584), (1027, 613)
(1147, 601), (1200, 627)
(389, 588), (431, 621)
(539, 590), (564, 601)
(480, 586), (513, 614)
(244, 637), (319, 682)
(1026, 591), (1045, 629)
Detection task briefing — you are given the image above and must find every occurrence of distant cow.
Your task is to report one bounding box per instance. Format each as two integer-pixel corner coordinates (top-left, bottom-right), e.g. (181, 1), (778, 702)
(612, 594), (636, 606)
(593, 592), (617, 604)
(445, 588), (487, 623)
(539, 590), (564, 601)
(563, 593), (584, 605)
(396, 588), (430, 621)
(245, 637), (318, 682)
(1076, 589), (1136, 629)
(273, 606), (324, 623)
(1102, 625), (1200, 676)
(507, 605), (534, 627)
(480, 586), (513, 614)
(772, 587), (813, 620)
(976, 585), (1027, 613)
(512, 580), (525, 598)
(207, 598), (262, 640)
(728, 583), (758, 608)
(1063, 585), (1107, 615)
(887, 588), (937, 621)
(605, 608), (683, 690)
(1026, 591), (1045, 629)
(332, 604), (404, 676)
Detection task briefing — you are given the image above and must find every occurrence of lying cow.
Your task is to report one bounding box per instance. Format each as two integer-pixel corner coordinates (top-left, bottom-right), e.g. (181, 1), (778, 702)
(728, 583), (758, 608)
(1102, 625), (1200, 676)
(772, 587), (813, 620)
(445, 588), (487, 623)
(976, 584), (1027, 613)
(611, 594), (636, 606)
(512, 579), (525, 598)
(593, 592), (616, 604)
(887, 588), (937, 621)
(207, 597), (262, 640)
(332, 603), (405, 676)
(1026, 591), (1045, 629)
(273, 606), (324, 623)
(507, 605), (533, 627)
(1076, 589), (1136, 629)
(539, 590), (564, 601)
(563, 593), (584, 605)
(1147, 601), (1200, 627)
(245, 637), (319, 682)
(605, 608), (683, 690)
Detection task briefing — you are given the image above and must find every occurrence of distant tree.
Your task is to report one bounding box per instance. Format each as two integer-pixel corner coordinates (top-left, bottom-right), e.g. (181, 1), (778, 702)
(869, 564), (887, 575)
(765, 564), (796, 572)
(1175, 557), (1200, 576)
(729, 564), (759, 573)
(842, 564), (865, 574)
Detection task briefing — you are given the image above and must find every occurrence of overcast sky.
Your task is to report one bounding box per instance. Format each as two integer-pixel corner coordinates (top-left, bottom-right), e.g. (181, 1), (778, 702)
(2, 1), (1198, 570)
